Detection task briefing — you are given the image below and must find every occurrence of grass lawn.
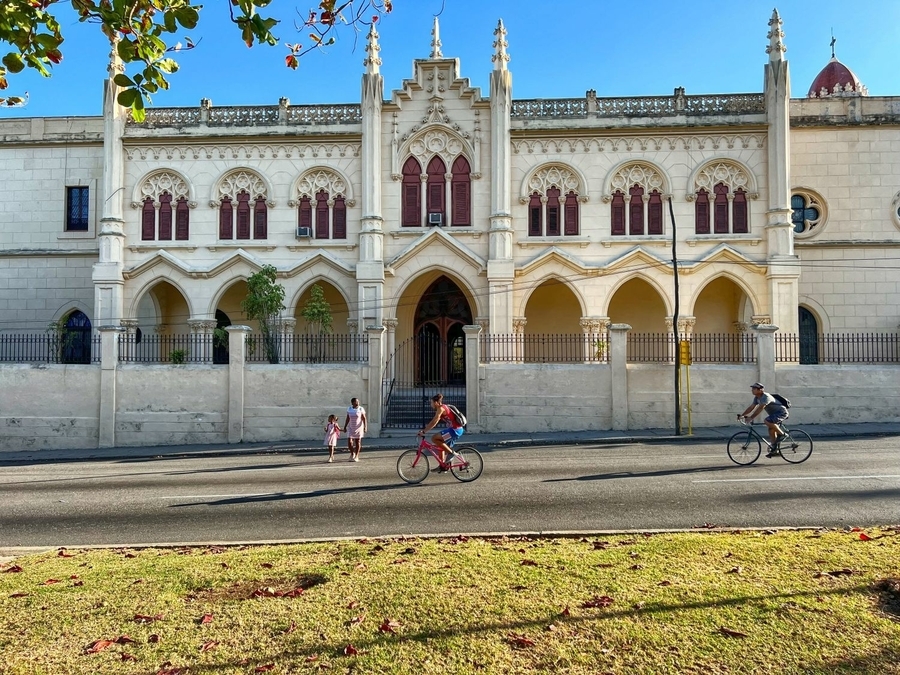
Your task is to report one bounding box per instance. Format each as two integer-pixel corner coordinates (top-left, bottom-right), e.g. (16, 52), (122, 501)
(1, 528), (898, 674)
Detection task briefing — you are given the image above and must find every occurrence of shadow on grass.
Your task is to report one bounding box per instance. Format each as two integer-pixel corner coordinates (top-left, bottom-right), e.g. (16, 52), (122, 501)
(134, 584), (889, 674)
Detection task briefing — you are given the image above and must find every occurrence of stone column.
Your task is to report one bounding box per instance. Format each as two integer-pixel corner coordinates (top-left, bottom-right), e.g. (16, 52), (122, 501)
(119, 319), (138, 363)
(463, 324), (482, 430)
(609, 323), (632, 431)
(279, 318), (296, 363)
(382, 318), (398, 379)
(187, 318), (216, 363)
(366, 325), (385, 436)
(512, 317), (527, 364)
(98, 326), (124, 448)
(753, 323), (779, 392)
(580, 317), (607, 363)
(226, 325), (250, 444)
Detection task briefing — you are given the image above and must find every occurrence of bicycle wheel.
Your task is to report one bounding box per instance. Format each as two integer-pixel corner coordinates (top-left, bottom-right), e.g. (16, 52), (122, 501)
(449, 445), (484, 483)
(727, 431), (761, 465)
(397, 450), (429, 484)
(779, 429), (813, 464)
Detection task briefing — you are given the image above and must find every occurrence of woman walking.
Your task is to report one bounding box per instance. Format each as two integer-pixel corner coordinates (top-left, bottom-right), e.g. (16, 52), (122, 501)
(343, 397), (367, 462)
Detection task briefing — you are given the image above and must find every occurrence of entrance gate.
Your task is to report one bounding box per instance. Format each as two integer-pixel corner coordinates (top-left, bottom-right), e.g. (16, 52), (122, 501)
(382, 332), (466, 428)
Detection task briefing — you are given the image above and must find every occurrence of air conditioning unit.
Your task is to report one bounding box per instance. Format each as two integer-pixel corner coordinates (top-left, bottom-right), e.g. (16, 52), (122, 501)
(296, 226), (313, 238)
(427, 213), (443, 226)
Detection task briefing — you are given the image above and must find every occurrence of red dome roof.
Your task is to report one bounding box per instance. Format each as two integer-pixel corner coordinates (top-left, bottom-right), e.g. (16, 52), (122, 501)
(808, 58), (866, 98)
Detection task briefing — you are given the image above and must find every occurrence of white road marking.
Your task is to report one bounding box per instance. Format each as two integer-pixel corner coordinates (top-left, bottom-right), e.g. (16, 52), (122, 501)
(694, 474), (900, 483)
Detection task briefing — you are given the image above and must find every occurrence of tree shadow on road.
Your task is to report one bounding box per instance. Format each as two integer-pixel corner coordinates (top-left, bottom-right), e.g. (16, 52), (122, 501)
(543, 463), (737, 482)
(170, 481), (422, 508)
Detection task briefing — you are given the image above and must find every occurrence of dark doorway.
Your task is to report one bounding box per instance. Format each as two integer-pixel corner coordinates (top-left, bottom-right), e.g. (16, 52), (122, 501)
(62, 310), (92, 364)
(799, 306), (819, 365)
(214, 310), (231, 364)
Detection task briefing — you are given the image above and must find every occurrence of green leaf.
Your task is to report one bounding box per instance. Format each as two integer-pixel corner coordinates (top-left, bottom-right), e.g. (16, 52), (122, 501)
(2, 53), (25, 74)
(173, 7), (199, 30)
(116, 87), (137, 107)
(130, 106), (146, 123)
(155, 58), (178, 74)
(163, 11), (177, 33)
(113, 73), (134, 87)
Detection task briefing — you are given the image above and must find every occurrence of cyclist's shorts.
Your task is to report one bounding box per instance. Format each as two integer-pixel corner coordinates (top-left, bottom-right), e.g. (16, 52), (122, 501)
(765, 410), (788, 424)
(440, 426), (464, 446)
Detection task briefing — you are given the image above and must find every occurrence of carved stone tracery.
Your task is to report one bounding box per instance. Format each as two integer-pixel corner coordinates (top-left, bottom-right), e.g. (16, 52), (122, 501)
(603, 162), (667, 202)
(212, 170), (272, 207)
(520, 164), (587, 204)
(131, 170), (194, 209)
(289, 168), (356, 207)
(688, 161), (758, 201)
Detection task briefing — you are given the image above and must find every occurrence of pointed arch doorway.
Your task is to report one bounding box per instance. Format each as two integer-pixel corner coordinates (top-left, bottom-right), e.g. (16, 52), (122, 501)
(382, 276), (472, 428)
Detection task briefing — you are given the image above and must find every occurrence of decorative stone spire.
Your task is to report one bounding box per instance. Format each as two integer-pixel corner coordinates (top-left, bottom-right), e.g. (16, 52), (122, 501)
(430, 16), (443, 58)
(363, 22), (381, 75)
(492, 19), (509, 71)
(766, 8), (786, 62)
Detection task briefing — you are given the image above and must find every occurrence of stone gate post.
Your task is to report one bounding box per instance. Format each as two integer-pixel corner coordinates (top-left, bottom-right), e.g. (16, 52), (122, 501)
(227, 325), (250, 444)
(463, 324), (482, 429)
(609, 323), (632, 431)
(98, 325), (123, 448)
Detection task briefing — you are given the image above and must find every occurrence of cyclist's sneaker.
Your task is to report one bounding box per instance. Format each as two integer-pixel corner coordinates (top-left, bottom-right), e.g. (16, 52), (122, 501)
(765, 448), (781, 458)
(435, 465), (450, 473)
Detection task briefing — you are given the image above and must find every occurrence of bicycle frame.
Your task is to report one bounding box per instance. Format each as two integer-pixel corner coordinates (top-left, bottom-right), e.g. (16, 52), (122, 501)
(411, 436), (463, 470)
(739, 419), (784, 447)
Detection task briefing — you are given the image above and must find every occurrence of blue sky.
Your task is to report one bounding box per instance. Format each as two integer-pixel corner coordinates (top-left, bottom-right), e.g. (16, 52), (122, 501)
(2, 0), (898, 118)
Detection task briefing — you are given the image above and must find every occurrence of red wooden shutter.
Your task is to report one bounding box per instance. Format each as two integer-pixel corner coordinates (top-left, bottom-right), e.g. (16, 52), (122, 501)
(451, 156), (471, 226)
(333, 196), (347, 238)
(611, 191), (625, 235)
(546, 186), (561, 236)
(141, 197), (155, 240)
(236, 192), (251, 239)
(175, 197), (190, 240)
(714, 183), (729, 234)
(528, 193), (542, 236)
(401, 157), (421, 227)
(254, 196), (267, 239)
(648, 190), (663, 235)
(732, 188), (748, 233)
(426, 156), (445, 221)
(629, 185), (644, 235)
(299, 196), (312, 229)
(564, 192), (579, 235)
(219, 197), (233, 239)
(158, 192), (173, 240)
(315, 190), (330, 239)
(695, 189), (710, 234)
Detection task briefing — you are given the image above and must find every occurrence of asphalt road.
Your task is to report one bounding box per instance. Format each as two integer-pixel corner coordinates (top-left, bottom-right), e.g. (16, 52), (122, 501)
(1, 437), (899, 548)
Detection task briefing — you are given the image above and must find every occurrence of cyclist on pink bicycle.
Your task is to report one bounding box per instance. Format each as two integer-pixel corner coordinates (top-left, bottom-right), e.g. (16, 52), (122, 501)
(419, 393), (465, 470)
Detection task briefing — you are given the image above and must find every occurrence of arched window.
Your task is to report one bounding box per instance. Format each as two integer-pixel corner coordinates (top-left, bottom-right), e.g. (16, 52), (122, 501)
(611, 190), (626, 235)
(713, 183), (729, 234)
(175, 197), (189, 240)
(158, 192), (173, 240)
(315, 190), (330, 239)
(733, 188), (748, 233)
(629, 185), (645, 235)
(564, 192), (579, 235)
(528, 192), (542, 236)
(298, 195), (312, 232)
(401, 157), (421, 227)
(219, 196), (233, 239)
(695, 189), (710, 234)
(333, 196), (347, 239)
(141, 197), (155, 240)
(546, 186), (561, 237)
(525, 165), (582, 237)
(426, 156), (446, 224)
(136, 171), (191, 241)
(451, 156), (471, 226)
(216, 170), (268, 240)
(692, 162), (754, 235)
(648, 190), (663, 235)
(236, 192), (251, 239)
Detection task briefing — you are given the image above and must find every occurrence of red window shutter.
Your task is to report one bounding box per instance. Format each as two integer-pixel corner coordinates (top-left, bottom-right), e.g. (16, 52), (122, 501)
(158, 192), (173, 240)
(299, 196), (312, 228)
(141, 197), (155, 240)
(219, 197), (233, 239)
(401, 157), (421, 227)
(175, 197), (190, 240)
(732, 188), (748, 233)
(564, 192), (579, 235)
(546, 186), (561, 236)
(629, 185), (644, 235)
(426, 156), (445, 220)
(236, 192), (251, 239)
(254, 196), (267, 239)
(333, 196), (347, 238)
(528, 193), (542, 236)
(451, 156), (471, 226)
(611, 191), (625, 235)
(714, 183), (729, 234)
(648, 190), (663, 235)
(315, 190), (330, 239)
(695, 189), (710, 234)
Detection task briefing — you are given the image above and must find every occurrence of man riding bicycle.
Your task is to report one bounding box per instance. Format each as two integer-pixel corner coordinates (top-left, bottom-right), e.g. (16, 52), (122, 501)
(738, 382), (788, 457)
(419, 393), (464, 470)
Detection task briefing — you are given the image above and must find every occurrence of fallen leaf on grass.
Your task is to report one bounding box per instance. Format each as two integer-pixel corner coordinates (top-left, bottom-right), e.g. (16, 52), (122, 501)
(815, 569), (856, 578)
(658, 580), (673, 586)
(134, 613), (164, 624)
(344, 644), (359, 656)
(156, 665), (184, 675)
(726, 566), (743, 574)
(199, 613), (213, 624)
(379, 619), (400, 634)
(581, 595), (614, 609)
(115, 635), (137, 644)
(718, 627), (749, 638)
(9, 592), (28, 598)
(85, 639), (115, 654)
(200, 640), (219, 652)
(561, 605), (571, 616)
(121, 653), (137, 661)
(3, 565), (23, 573)
(520, 559), (538, 566)
(305, 654), (318, 662)
(284, 621), (297, 634)
(255, 665), (275, 673)
(348, 614), (365, 626)
(859, 533), (872, 541)
(260, 562), (274, 569)
(57, 548), (74, 558)
(42, 579), (61, 585)
(506, 633), (536, 648)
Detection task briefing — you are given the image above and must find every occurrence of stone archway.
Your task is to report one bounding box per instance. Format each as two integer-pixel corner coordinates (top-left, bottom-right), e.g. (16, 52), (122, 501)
(608, 278), (668, 333)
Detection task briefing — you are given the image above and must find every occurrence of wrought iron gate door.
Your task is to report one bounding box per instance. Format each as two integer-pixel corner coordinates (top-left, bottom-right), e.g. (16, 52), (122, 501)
(382, 332), (466, 428)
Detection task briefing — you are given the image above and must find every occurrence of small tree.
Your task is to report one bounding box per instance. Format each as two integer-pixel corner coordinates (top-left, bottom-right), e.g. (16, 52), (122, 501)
(300, 284), (333, 362)
(241, 265), (285, 364)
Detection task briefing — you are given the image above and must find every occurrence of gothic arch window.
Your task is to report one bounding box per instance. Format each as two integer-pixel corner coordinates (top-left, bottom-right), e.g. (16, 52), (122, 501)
(426, 156), (446, 223)
(62, 310), (92, 364)
(791, 189), (825, 236)
(293, 168), (352, 239)
(401, 157), (422, 227)
(523, 164), (583, 237)
(606, 162), (666, 237)
(215, 170), (269, 241)
(401, 154), (472, 228)
(134, 171), (191, 241)
(691, 161), (754, 235)
(451, 156), (471, 226)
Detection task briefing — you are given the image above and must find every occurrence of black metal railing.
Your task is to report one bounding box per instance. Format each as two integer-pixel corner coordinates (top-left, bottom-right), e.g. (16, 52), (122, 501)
(479, 333), (608, 363)
(0, 333), (97, 364)
(245, 333), (369, 364)
(775, 333), (900, 364)
(118, 333), (214, 364)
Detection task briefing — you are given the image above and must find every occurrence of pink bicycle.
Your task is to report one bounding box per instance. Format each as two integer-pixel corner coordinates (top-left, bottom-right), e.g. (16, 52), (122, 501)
(396, 434), (484, 484)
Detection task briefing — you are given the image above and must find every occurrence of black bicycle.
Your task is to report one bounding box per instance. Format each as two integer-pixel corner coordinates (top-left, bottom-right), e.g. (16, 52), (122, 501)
(727, 418), (813, 465)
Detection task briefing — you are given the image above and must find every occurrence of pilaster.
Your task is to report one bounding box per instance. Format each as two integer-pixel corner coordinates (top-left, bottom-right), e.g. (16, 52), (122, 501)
(609, 324), (632, 430)
(98, 326), (124, 448)
(226, 325), (251, 444)
(463, 324), (482, 429)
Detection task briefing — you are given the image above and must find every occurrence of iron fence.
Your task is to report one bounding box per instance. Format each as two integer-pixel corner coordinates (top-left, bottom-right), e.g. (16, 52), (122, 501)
(118, 333), (214, 364)
(246, 333), (369, 364)
(627, 333), (756, 363)
(775, 333), (900, 364)
(0, 333), (98, 364)
(480, 333), (608, 363)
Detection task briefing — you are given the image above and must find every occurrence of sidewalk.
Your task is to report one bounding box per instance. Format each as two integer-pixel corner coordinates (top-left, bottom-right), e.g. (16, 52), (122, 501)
(2, 421), (899, 464)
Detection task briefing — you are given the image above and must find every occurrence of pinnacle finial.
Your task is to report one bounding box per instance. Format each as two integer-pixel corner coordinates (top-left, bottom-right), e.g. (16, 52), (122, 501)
(766, 8), (787, 62)
(363, 22), (381, 74)
(830, 30), (836, 59)
(430, 16), (443, 58)
(492, 19), (509, 70)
